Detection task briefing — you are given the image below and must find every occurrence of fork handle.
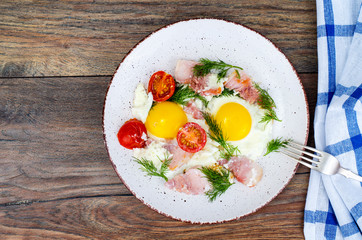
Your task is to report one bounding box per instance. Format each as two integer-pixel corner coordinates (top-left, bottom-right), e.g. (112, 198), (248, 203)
(338, 167), (362, 182)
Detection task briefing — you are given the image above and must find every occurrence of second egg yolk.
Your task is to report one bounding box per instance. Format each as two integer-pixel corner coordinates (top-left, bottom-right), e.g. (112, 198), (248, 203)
(145, 101), (188, 139)
(215, 102), (252, 141)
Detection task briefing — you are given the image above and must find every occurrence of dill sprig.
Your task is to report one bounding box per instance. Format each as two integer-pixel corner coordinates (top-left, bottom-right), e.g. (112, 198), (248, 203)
(254, 83), (276, 109)
(134, 154), (172, 181)
(200, 166), (234, 202)
(254, 83), (281, 124)
(260, 110), (280, 124)
(169, 84), (208, 106)
(264, 137), (292, 156)
(202, 112), (240, 160)
(193, 58), (243, 82)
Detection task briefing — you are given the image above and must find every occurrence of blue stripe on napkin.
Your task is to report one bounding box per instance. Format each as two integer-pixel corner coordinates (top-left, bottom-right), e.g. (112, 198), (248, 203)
(323, 0), (337, 98)
(351, 203), (362, 220)
(317, 25), (356, 37)
(304, 0), (362, 239)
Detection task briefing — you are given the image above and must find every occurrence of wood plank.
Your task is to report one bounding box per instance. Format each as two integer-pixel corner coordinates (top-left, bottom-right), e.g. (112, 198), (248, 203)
(0, 0), (317, 77)
(0, 73), (315, 239)
(0, 171), (309, 240)
(0, 76), (129, 205)
(0, 73), (316, 205)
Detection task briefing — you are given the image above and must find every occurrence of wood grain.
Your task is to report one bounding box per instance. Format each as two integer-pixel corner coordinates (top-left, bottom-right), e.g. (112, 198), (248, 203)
(1, 0), (318, 238)
(0, 73), (316, 238)
(0, 76), (127, 205)
(0, 185), (308, 240)
(0, 0), (316, 77)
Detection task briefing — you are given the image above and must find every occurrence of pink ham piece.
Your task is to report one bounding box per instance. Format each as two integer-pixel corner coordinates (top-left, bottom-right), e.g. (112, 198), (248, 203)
(174, 60), (198, 84)
(164, 141), (193, 170)
(224, 71), (260, 104)
(190, 75), (208, 93)
(183, 100), (203, 119)
(227, 156), (263, 187)
(190, 75), (222, 97)
(175, 59), (222, 97)
(165, 168), (210, 195)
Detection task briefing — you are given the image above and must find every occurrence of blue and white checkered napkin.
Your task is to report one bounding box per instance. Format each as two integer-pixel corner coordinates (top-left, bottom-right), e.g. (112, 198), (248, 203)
(304, 0), (362, 239)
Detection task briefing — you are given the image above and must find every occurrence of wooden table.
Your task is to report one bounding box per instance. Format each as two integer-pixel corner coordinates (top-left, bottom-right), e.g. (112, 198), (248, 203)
(1, 1), (317, 239)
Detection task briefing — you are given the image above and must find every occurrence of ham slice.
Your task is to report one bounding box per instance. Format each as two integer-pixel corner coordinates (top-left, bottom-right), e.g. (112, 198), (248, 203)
(164, 141), (193, 170)
(190, 74), (223, 97)
(175, 59), (223, 97)
(174, 60), (198, 84)
(226, 156), (263, 187)
(224, 71), (260, 104)
(165, 168), (210, 195)
(189, 75), (207, 93)
(183, 100), (203, 119)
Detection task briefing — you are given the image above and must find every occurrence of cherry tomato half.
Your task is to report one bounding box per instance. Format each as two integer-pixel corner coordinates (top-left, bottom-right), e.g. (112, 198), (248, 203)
(148, 71), (176, 102)
(177, 122), (207, 153)
(117, 119), (147, 149)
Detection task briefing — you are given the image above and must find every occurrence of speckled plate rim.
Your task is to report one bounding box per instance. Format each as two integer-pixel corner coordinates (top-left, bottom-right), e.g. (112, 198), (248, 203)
(102, 18), (310, 224)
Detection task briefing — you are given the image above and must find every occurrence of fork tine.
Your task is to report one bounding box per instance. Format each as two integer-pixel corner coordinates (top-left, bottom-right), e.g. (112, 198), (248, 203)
(280, 150), (316, 169)
(289, 141), (323, 154)
(281, 147), (319, 164)
(285, 144), (321, 160)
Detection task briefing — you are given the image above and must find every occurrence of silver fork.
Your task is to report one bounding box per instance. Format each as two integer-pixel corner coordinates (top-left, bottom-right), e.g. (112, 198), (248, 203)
(280, 141), (362, 182)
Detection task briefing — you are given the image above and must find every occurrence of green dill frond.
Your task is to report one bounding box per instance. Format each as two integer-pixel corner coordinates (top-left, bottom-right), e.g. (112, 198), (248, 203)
(134, 154), (172, 181)
(235, 69), (241, 79)
(195, 94), (209, 107)
(220, 143), (240, 160)
(264, 137), (292, 156)
(217, 68), (229, 80)
(202, 112), (239, 160)
(169, 84), (208, 107)
(193, 58), (243, 82)
(259, 109), (281, 124)
(254, 83), (280, 124)
(168, 85), (197, 105)
(193, 58), (224, 77)
(158, 154), (172, 176)
(202, 111), (225, 143)
(254, 83), (276, 110)
(200, 166), (234, 201)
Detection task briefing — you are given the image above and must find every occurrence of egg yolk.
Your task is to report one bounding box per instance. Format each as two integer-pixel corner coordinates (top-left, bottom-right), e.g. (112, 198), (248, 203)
(145, 101), (188, 139)
(215, 102), (252, 141)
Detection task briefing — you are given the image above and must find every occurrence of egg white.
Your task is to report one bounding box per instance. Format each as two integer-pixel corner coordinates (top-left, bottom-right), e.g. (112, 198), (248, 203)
(202, 74), (226, 101)
(130, 84), (272, 178)
(132, 109), (221, 179)
(133, 140), (169, 170)
(130, 84), (220, 178)
(207, 95), (272, 159)
(132, 83), (153, 123)
(164, 137), (220, 179)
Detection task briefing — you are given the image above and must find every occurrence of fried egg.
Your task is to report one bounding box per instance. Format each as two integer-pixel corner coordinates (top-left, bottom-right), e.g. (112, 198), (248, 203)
(131, 84), (220, 176)
(145, 101), (188, 139)
(133, 84), (188, 140)
(207, 95), (272, 158)
(131, 84), (272, 180)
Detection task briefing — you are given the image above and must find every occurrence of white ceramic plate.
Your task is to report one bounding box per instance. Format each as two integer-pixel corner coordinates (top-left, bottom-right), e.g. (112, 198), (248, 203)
(103, 19), (309, 224)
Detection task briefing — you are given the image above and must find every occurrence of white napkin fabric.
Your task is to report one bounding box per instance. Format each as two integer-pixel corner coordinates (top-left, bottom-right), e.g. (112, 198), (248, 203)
(304, 0), (362, 239)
